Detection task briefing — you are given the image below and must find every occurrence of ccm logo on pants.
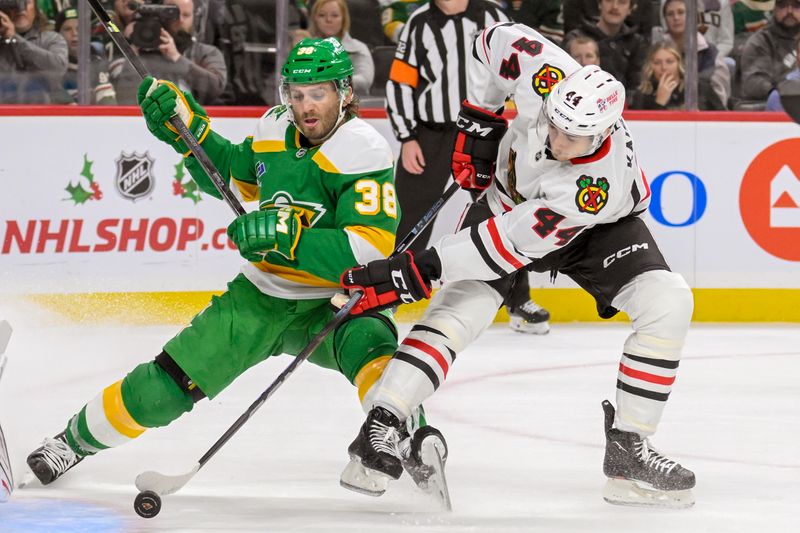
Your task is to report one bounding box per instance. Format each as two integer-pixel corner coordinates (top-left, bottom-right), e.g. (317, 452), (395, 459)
(603, 243), (649, 268)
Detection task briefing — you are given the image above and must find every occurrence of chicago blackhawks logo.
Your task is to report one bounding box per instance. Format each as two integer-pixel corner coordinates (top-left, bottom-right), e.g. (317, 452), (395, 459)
(575, 175), (610, 215)
(532, 64), (565, 98)
(65, 153), (103, 205)
(115, 151), (154, 202)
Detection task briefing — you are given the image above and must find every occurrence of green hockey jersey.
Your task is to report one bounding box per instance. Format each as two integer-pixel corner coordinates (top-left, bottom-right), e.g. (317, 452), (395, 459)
(185, 107), (398, 300)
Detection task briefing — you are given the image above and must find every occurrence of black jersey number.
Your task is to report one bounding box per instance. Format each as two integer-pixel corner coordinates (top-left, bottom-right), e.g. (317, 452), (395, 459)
(511, 37), (543, 57)
(499, 37), (544, 81)
(532, 208), (583, 247)
(499, 53), (521, 80)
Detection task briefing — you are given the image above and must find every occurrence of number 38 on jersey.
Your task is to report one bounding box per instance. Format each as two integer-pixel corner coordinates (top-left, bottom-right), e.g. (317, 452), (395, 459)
(355, 179), (398, 218)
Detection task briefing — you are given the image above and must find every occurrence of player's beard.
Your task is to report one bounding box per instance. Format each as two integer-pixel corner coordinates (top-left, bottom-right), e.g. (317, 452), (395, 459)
(295, 103), (341, 144)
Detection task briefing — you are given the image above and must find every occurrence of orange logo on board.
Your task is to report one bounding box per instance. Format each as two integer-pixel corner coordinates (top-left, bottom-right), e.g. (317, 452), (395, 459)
(739, 138), (800, 261)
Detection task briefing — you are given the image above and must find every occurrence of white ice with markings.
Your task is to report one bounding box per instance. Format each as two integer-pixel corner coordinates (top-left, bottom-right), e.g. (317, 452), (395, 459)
(0, 301), (797, 532)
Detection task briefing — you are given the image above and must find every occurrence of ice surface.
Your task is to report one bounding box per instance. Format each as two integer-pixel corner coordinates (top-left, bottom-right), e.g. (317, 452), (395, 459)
(0, 301), (797, 532)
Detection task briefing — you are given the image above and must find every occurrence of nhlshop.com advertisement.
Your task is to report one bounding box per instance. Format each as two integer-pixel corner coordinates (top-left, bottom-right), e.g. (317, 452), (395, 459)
(1, 110), (798, 317)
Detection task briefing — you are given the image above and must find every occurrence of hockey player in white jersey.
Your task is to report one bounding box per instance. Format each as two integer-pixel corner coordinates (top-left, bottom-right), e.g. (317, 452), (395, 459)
(339, 22), (696, 508)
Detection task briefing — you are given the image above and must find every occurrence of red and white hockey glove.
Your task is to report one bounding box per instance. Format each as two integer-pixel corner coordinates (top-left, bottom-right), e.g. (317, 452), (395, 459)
(340, 250), (441, 315)
(452, 101), (508, 192)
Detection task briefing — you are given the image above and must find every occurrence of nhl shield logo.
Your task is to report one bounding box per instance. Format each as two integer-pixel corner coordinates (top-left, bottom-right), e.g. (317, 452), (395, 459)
(115, 152), (155, 201)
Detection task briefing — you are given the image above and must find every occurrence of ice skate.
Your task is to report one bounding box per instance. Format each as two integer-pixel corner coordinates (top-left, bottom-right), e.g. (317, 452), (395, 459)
(26, 432), (84, 485)
(341, 406), (451, 509)
(401, 425), (451, 510)
(508, 300), (550, 335)
(601, 400), (695, 508)
(340, 406), (406, 497)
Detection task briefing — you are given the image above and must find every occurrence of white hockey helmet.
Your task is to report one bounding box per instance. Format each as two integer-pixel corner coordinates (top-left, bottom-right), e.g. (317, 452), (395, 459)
(542, 65), (625, 153)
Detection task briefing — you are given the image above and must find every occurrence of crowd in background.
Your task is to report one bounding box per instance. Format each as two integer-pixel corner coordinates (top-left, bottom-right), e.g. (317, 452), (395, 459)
(0, 0), (797, 111)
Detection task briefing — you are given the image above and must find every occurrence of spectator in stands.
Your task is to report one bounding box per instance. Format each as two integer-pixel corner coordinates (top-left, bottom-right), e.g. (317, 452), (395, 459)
(381, 0), (426, 43)
(110, 0), (226, 104)
(733, 0), (774, 57)
(565, 32), (602, 65)
(114, 0), (140, 28)
(629, 40), (726, 108)
(654, 0), (731, 106)
(309, 0), (374, 95)
(766, 32), (800, 110)
(0, 0), (67, 103)
(53, 6), (116, 104)
(563, 0), (655, 37)
(696, 0), (734, 58)
(505, 0), (564, 43)
(564, 0), (649, 88)
(656, 1), (735, 59)
(37, 0), (70, 29)
(741, 0), (800, 101)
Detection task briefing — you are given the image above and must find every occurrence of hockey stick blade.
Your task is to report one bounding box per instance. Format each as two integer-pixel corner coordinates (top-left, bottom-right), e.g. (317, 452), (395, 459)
(135, 463), (200, 496)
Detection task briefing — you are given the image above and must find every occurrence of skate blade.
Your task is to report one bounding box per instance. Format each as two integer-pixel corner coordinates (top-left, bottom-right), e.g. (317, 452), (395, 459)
(339, 456), (389, 497)
(508, 318), (550, 335)
(603, 478), (695, 509)
(417, 437), (452, 511)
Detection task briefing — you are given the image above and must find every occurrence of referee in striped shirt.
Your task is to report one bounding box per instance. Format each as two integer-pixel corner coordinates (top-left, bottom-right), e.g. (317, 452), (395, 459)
(386, 0), (552, 334)
(386, 0), (508, 250)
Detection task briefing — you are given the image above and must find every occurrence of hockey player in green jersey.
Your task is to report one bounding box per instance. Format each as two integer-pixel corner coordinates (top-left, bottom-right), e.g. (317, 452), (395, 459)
(25, 38), (441, 497)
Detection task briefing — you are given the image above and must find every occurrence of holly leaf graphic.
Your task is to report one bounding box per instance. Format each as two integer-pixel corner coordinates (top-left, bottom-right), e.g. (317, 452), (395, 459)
(174, 160), (185, 181)
(181, 179), (202, 204)
(174, 160), (202, 204)
(80, 153), (95, 183)
(66, 181), (94, 205)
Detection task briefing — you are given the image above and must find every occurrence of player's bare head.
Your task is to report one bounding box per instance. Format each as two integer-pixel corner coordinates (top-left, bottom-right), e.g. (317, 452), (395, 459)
(280, 38), (355, 144)
(540, 66), (625, 161)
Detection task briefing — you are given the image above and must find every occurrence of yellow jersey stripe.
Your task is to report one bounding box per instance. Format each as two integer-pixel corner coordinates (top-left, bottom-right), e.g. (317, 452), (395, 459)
(346, 225), (396, 258)
(233, 177), (259, 202)
(253, 262), (340, 287)
(312, 151), (340, 174)
(252, 139), (285, 153)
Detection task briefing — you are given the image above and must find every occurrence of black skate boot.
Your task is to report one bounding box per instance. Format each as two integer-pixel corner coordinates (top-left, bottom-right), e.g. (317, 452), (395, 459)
(508, 300), (550, 335)
(341, 406), (451, 509)
(26, 431), (84, 485)
(341, 406), (406, 497)
(401, 425), (451, 510)
(601, 400), (695, 508)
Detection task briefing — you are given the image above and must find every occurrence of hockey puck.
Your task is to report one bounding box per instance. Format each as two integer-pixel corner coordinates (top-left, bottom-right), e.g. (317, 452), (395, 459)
(134, 490), (162, 518)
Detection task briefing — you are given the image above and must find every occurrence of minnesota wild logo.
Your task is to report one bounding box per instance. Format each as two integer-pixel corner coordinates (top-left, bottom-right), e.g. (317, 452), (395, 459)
(65, 154), (103, 205)
(261, 191), (327, 226)
(172, 160), (202, 204)
(575, 175), (610, 215)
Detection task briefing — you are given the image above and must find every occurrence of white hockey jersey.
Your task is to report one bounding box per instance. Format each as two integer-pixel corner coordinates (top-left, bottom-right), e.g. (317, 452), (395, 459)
(434, 23), (652, 283)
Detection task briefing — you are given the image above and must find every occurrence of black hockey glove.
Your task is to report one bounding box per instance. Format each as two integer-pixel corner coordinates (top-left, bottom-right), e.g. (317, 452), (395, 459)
(340, 250), (442, 315)
(452, 101), (508, 192)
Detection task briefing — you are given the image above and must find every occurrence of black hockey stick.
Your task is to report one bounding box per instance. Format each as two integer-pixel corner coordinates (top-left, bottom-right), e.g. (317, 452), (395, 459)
(86, 0), (245, 217)
(135, 178), (465, 497)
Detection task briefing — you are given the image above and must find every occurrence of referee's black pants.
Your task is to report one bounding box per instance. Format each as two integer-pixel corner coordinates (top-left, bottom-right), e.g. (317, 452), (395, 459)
(395, 123), (458, 253)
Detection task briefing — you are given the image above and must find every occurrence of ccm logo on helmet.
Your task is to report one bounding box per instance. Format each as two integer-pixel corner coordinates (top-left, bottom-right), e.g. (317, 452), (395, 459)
(456, 116), (495, 137)
(603, 243), (649, 268)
